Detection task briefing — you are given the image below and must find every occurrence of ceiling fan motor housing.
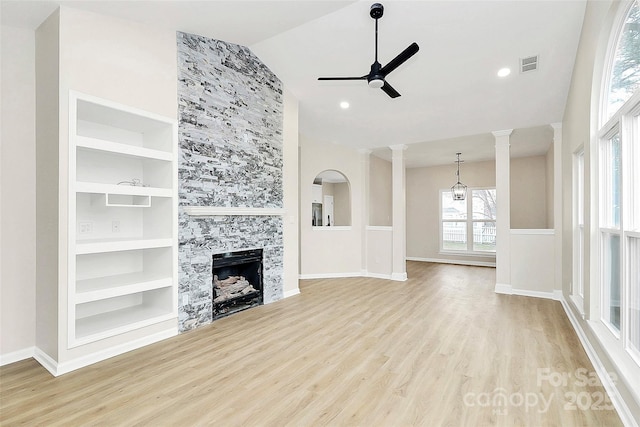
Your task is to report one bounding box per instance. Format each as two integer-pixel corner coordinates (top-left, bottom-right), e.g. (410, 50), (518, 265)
(367, 61), (385, 88)
(370, 3), (384, 19)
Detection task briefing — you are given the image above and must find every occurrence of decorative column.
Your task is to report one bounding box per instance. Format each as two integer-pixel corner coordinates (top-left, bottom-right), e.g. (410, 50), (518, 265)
(359, 149), (372, 275)
(551, 123), (563, 296)
(493, 129), (513, 293)
(390, 144), (407, 281)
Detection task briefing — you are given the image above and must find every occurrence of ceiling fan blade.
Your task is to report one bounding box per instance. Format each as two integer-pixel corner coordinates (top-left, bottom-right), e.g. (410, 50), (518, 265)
(318, 76), (367, 81)
(381, 81), (401, 98)
(379, 42), (419, 76)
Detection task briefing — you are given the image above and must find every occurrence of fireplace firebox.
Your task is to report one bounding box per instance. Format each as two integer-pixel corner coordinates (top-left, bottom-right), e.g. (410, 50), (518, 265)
(212, 249), (263, 319)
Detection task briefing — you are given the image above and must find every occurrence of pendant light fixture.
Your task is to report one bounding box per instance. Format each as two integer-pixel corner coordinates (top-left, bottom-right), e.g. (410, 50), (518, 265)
(451, 152), (467, 201)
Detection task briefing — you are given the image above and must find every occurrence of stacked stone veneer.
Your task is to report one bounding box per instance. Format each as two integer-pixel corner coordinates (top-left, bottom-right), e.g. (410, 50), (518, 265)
(177, 31), (284, 332)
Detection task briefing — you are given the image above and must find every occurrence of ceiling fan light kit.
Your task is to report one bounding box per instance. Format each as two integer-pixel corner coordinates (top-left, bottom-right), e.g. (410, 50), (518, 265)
(318, 3), (419, 98)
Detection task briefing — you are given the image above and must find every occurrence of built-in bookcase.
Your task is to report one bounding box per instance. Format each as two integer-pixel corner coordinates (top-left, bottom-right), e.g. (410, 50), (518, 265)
(69, 91), (178, 347)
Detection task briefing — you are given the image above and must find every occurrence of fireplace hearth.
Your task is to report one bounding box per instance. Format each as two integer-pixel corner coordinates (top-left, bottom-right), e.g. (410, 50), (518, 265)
(212, 249), (263, 319)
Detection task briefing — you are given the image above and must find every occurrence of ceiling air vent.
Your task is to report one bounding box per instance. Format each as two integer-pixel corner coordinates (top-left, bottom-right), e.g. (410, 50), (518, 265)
(520, 55), (538, 73)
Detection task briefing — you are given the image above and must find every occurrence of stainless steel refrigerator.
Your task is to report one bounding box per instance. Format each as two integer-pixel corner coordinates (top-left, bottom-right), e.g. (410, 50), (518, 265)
(312, 202), (323, 226)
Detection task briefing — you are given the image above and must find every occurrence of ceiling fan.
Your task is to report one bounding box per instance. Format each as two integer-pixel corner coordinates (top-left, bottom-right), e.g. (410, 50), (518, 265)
(318, 3), (419, 98)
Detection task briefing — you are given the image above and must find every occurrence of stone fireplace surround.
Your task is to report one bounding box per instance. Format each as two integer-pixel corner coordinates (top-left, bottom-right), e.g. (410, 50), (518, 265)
(177, 32), (285, 332)
(178, 212), (283, 331)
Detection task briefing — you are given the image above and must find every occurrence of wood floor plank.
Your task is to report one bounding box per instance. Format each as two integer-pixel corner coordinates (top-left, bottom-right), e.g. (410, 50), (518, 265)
(0, 262), (623, 426)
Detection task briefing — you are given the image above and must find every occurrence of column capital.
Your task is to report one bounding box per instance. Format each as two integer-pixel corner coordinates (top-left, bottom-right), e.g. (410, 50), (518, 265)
(358, 148), (372, 155)
(491, 129), (513, 138)
(550, 122), (562, 131)
(389, 144), (408, 152)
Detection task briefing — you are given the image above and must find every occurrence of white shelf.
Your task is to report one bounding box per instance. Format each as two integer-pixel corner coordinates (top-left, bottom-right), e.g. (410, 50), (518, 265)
(76, 237), (173, 254)
(75, 305), (174, 342)
(75, 182), (172, 197)
(76, 136), (173, 161)
(75, 272), (173, 304)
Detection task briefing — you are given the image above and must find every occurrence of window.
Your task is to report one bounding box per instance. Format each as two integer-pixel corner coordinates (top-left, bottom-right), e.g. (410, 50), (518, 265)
(600, 132), (622, 332)
(441, 188), (496, 254)
(606, 1), (640, 120)
(596, 0), (640, 364)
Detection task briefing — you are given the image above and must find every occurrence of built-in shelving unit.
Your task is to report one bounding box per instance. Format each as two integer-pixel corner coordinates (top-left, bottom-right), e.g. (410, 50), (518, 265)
(69, 91), (178, 348)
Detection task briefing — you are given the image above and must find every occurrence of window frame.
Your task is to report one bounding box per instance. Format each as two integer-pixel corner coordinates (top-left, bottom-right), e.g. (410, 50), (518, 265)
(600, 0), (640, 123)
(596, 90), (640, 353)
(439, 187), (496, 256)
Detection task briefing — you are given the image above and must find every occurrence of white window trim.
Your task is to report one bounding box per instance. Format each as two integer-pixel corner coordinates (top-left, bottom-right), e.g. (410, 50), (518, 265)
(597, 94), (640, 340)
(572, 147), (585, 313)
(600, 230), (622, 338)
(439, 187), (496, 256)
(626, 232), (640, 366)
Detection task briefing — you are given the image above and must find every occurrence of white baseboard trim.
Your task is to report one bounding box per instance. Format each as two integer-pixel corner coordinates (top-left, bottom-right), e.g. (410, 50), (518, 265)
(494, 283), (512, 294)
(33, 347), (59, 376)
(560, 297), (638, 427)
(365, 272), (393, 280)
(407, 256), (496, 268)
(390, 272), (408, 281)
(299, 272), (362, 280)
(0, 346), (35, 366)
(35, 328), (178, 377)
(494, 283), (561, 301)
(283, 288), (300, 298)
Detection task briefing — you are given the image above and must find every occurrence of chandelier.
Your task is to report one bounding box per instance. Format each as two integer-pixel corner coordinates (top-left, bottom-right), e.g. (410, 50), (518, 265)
(451, 152), (467, 201)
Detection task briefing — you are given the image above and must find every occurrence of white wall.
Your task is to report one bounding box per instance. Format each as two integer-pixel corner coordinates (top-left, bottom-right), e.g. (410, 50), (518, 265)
(35, 7), (61, 363)
(509, 230), (555, 295)
(366, 227), (393, 277)
(299, 134), (362, 277)
(369, 155), (392, 226)
(1, 25), (37, 361)
(282, 88), (299, 297)
(545, 144), (554, 228)
(58, 7), (178, 120)
(510, 155), (549, 229)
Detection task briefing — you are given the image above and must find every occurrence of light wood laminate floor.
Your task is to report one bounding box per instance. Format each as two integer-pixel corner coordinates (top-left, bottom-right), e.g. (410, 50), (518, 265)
(0, 262), (623, 426)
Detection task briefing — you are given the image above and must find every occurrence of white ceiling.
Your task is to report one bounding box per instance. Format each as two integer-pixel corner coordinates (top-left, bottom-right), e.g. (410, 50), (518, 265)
(0, 1), (357, 46)
(1, 0), (585, 167)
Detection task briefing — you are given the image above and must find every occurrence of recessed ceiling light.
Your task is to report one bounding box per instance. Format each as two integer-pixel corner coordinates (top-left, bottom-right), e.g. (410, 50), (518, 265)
(340, 101), (350, 109)
(497, 67), (511, 77)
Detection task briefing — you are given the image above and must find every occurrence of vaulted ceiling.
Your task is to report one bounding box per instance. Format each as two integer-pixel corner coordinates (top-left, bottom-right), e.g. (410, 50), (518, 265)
(2, 0), (586, 166)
